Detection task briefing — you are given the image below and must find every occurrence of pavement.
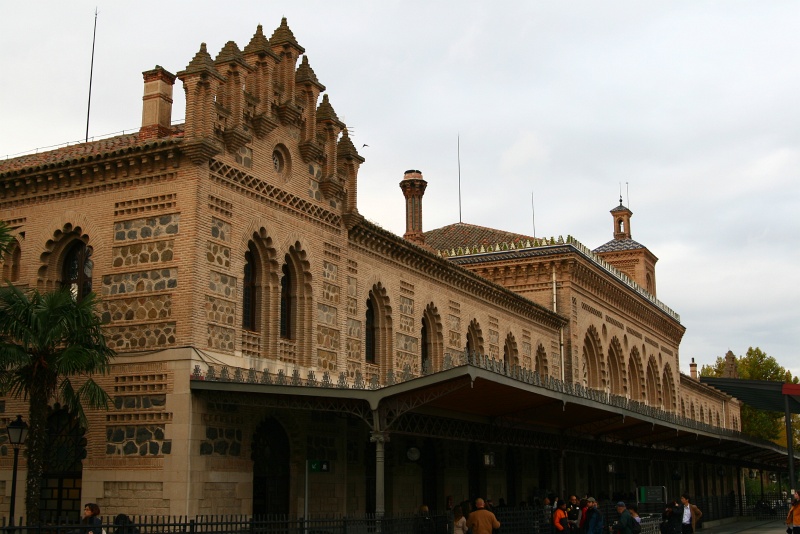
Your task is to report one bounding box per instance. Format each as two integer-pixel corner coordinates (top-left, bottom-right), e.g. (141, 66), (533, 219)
(701, 518), (788, 534)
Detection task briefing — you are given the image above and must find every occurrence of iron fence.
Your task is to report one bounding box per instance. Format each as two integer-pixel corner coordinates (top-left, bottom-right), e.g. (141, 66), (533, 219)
(0, 495), (792, 534)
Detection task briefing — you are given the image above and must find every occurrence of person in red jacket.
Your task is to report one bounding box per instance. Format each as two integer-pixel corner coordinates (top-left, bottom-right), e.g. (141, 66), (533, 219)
(466, 498), (501, 534)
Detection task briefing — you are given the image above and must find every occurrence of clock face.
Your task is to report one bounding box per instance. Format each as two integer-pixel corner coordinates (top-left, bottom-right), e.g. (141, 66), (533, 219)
(406, 447), (421, 461)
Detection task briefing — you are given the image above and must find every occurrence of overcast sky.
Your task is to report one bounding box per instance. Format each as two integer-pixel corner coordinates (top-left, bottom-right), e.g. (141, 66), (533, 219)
(2, 1), (798, 377)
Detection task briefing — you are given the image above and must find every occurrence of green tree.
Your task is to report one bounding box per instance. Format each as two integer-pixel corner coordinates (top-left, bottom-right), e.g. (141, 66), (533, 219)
(0, 220), (13, 266)
(0, 285), (114, 524)
(700, 347), (792, 442)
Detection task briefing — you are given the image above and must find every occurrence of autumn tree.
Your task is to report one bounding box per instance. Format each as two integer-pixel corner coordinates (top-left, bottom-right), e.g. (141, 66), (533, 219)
(700, 347), (797, 443)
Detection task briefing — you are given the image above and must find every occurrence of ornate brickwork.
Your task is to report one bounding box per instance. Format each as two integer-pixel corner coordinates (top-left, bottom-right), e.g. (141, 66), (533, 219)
(106, 424), (171, 456)
(205, 295), (236, 326)
(206, 241), (231, 268)
(107, 322), (177, 350)
(317, 303), (337, 326)
(207, 324), (235, 351)
(318, 349), (337, 371)
(102, 295), (172, 323)
(398, 314), (414, 334)
(114, 194), (177, 217)
(322, 281), (340, 303)
(317, 326), (340, 350)
(398, 296), (414, 315)
(114, 214), (180, 242)
(112, 240), (175, 268)
(346, 337), (361, 362)
(102, 268), (178, 296)
(208, 270), (237, 298)
(210, 217), (232, 241)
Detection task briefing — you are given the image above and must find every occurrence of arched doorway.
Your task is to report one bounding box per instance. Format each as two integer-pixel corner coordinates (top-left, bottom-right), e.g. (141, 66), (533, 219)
(40, 405), (86, 522)
(252, 418), (290, 516)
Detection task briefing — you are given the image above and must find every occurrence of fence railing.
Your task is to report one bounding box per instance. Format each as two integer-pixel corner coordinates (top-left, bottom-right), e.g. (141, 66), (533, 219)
(0, 496), (791, 534)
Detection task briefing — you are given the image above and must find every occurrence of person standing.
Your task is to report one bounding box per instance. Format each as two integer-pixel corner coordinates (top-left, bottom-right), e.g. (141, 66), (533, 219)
(453, 506), (468, 534)
(662, 499), (683, 534)
(554, 499), (570, 534)
(679, 494), (702, 534)
(787, 489), (800, 534)
(585, 497), (604, 534)
(81, 503), (103, 534)
(466, 498), (501, 534)
(612, 502), (634, 534)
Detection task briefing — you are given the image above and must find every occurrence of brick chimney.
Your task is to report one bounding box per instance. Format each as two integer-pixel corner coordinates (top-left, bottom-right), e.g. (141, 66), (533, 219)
(690, 357), (697, 379)
(140, 66), (176, 140)
(399, 170), (427, 245)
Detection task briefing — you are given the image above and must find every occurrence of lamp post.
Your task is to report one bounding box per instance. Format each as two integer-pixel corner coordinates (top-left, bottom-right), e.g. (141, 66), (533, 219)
(6, 415), (28, 529)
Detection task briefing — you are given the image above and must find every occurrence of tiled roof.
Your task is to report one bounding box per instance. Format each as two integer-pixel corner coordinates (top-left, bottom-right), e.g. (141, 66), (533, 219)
(0, 126), (184, 176)
(593, 238), (645, 253)
(424, 222), (536, 252)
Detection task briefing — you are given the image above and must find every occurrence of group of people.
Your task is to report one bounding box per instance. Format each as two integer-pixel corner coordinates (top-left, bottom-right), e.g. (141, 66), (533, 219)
(543, 492), (703, 534)
(547, 495), (607, 534)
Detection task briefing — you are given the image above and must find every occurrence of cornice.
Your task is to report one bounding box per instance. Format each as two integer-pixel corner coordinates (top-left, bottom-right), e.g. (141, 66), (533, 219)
(568, 260), (685, 342)
(0, 141), (182, 205)
(348, 220), (568, 331)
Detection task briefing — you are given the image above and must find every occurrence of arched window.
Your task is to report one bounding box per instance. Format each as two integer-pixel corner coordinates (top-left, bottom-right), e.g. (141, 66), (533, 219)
(661, 364), (675, 412)
(465, 319), (483, 356)
(503, 333), (518, 368)
(581, 326), (602, 389)
(242, 243), (260, 331)
(62, 241), (92, 301)
(535, 344), (548, 377)
(645, 357), (660, 405)
(606, 337), (625, 395)
(421, 315), (430, 373)
(627, 348), (643, 400)
(365, 284), (392, 375)
(2, 239), (21, 283)
(365, 298), (376, 364)
(421, 303), (442, 374)
(280, 259), (292, 339)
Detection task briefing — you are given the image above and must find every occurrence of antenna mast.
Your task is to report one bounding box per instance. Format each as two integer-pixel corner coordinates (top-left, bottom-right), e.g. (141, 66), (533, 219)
(457, 135), (462, 223)
(85, 8), (98, 143)
(531, 192), (536, 237)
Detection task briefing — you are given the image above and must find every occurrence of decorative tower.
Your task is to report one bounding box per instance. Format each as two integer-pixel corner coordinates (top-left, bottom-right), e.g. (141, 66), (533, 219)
(593, 197), (659, 296)
(399, 170), (427, 246)
(176, 43), (225, 164)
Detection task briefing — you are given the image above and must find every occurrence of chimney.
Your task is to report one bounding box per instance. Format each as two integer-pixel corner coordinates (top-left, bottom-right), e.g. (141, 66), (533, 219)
(690, 357), (697, 379)
(399, 170), (427, 246)
(140, 66), (177, 140)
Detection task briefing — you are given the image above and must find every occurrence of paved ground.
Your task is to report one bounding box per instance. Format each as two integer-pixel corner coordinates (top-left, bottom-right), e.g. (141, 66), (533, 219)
(703, 519), (788, 534)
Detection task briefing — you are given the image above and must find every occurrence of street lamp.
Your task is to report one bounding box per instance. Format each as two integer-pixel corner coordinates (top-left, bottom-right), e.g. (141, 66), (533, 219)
(6, 415), (28, 528)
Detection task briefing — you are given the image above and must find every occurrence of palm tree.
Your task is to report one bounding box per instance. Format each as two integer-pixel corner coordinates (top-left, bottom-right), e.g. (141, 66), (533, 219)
(0, 285), (115, 524)
(0, 220), (12, 258)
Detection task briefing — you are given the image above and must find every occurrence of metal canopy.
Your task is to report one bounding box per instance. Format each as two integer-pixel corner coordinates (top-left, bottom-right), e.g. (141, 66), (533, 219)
(700, 377), (800, 413)
(699, 377), (800, 489)
(191, 364), (797, 468)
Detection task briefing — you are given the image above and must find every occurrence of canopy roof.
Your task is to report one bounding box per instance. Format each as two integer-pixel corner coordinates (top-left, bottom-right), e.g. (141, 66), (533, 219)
(700, 377), (800, 413)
